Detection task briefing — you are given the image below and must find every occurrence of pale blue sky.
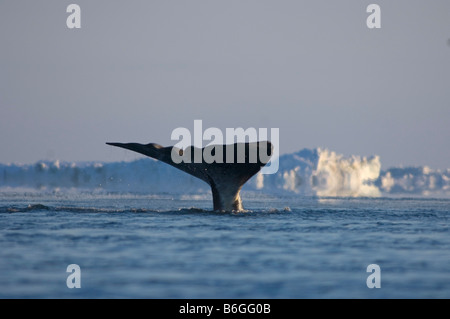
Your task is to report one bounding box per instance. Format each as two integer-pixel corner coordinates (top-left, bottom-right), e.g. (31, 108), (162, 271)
(1, 1), (450, 169)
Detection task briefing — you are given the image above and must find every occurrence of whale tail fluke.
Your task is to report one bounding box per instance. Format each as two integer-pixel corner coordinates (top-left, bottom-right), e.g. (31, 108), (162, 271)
(106, 141), (272, 211)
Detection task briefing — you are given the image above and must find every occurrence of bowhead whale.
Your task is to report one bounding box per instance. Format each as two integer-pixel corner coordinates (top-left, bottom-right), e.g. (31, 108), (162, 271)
(106, 141), (272, 211)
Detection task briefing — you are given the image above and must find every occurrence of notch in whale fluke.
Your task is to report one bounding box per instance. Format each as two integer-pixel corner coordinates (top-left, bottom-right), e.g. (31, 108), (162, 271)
(106, 141), (273, 211)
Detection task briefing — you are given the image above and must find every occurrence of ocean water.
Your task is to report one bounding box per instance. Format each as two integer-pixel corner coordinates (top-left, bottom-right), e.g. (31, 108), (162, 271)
(0, 191), (449, 299)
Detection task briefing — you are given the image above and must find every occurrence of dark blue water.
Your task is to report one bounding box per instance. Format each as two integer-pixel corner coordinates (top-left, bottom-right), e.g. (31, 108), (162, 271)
(0, 192), (449, 298)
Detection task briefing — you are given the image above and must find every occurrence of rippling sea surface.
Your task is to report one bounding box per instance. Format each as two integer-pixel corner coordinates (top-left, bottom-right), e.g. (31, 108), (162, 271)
(0, 191), (449, 298)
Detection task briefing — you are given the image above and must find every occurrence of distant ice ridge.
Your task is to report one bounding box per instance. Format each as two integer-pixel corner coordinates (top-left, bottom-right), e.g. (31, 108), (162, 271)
(248, 148), (381, 197)
(378, 166), (450, 197)
(1, 149), (449, 198)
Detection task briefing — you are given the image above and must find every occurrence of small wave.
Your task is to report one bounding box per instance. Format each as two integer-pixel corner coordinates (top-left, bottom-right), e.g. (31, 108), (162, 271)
(1, 204), (160, 214)
(178, 207), (211, 213)
(27, 204), (51, 211)
(28, 204), (50, 210)
(4, 204), (51, 213)
(269, 207), (292, 213)
(1, 203), (294, 215)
